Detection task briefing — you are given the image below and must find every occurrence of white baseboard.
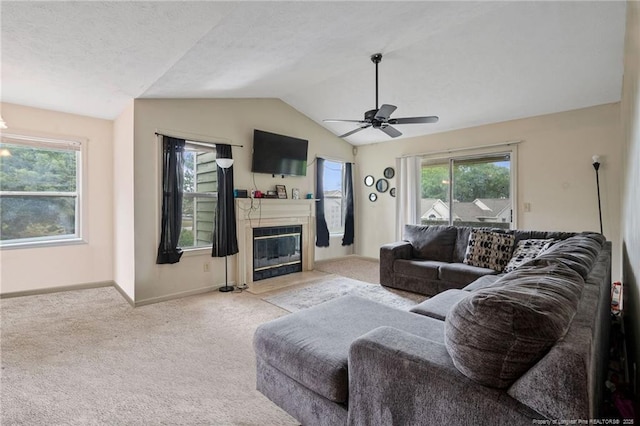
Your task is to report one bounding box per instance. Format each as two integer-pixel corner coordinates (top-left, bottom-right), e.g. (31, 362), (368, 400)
(315, 254), (379, 265)
(133, 282), (236, 307)
(0, 281), (114, 299)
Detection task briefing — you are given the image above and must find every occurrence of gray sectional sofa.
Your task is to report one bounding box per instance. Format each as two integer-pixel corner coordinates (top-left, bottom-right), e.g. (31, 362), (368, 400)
(254, 226), (611, 425)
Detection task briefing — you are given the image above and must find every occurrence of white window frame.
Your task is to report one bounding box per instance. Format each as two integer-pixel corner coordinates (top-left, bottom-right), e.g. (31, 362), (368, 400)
(0, 132), (87, 249)
(420, 144), (518, 229)
(322, 159), (346, 236)
(180, 141), (218, 251)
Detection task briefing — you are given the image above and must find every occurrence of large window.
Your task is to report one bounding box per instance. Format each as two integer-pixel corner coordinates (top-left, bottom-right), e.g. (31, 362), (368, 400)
(421, 153), (513, 229)
(0, 134), (83, 247)
(322, 160), (345, 235)
(178, 142), (217, 249)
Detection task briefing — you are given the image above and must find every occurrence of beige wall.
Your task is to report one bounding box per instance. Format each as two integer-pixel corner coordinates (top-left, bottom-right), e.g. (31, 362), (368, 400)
(113, 101), (136, 301)
(0, 103), (114, 294)
(621, 0), (640, 387)
(132, 99), (354, 304)
(356, 103), (623, 281)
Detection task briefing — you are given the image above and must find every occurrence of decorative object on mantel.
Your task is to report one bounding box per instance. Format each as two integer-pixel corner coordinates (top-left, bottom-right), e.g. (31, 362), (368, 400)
(369, 193), (377, 202)
(276, 184), (287, 199)
(592, 155), (603, 235)
(291, 188), (300, 199)
(376, 178), (389, 193)
(383, 167), (395, 179)
(390, 188), (396, 197)
(213, 146), (239, 293)
(364, 175), (374, 186)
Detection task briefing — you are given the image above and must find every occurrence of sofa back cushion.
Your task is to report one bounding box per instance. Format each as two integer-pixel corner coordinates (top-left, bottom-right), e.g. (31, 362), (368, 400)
(444, 263), (584, 389)
(532, 233), (605, 279)
(403, 225), (457, 262)
(503, 238), (555, 273)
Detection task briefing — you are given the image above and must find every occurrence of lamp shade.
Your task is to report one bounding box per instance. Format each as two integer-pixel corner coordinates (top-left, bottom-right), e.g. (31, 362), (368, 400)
(592, 155), (600, 164)
(216, 158), (234, 169)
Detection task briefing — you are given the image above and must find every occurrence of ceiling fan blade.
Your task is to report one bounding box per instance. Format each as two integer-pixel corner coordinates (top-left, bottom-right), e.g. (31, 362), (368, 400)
(380, 125), (402, 138)
(324, 119), (369, 124)
(339, 124), (371, 138)
(374, 104), (397, 120)
(388, 116), (439, 125)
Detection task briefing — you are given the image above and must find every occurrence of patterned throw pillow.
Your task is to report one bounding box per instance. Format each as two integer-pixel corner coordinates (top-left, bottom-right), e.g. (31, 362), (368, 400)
(463, 229), (515, 272)
(503, 238), (555, 273)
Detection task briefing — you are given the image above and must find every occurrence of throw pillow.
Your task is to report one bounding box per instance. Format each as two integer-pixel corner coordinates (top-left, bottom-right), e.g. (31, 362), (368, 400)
(463, 229), (515, 272)
(503, 238), (555, 273)
(403, 225), (457, 262)
(444, 262), (584, 389)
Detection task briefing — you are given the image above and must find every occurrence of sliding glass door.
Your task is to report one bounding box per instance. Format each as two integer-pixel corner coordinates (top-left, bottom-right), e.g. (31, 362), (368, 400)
(421, 153), (512, 229)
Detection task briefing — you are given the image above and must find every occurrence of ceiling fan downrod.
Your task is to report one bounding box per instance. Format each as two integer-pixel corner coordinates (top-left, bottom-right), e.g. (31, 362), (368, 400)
(371, 53), (382, 110)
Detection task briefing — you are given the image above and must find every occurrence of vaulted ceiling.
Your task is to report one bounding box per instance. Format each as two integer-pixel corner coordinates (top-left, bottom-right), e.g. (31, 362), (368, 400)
(1, 1), (627, 145)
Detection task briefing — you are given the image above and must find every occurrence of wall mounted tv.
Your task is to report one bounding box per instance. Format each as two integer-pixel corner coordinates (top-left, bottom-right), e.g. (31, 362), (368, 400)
(251, 129), (309, 177)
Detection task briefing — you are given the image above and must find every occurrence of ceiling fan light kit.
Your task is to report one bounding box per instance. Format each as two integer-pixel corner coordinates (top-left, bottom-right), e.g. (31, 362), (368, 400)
(324, 53), (439, 139)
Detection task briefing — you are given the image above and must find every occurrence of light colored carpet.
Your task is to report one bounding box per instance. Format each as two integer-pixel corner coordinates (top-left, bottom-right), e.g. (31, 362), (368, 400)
(262, 275), (426, 312)
(1, 287), (298, 426)
(315, 256), (380, 284)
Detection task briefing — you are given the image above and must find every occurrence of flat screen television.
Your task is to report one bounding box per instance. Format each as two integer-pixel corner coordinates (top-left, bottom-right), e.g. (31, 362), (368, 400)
(251, 129), (308, 176)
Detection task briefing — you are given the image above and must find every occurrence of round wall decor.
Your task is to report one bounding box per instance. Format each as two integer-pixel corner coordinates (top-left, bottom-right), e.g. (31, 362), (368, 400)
(390, 188), (396, 197)
(384, 167), (395, 179)
(376, 178), (389, 193)
(364, 175), (375, 187)
(369, 193), (377, 202)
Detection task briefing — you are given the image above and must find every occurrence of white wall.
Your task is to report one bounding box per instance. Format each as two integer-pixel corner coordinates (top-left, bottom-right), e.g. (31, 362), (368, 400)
(113, 100), (135, 301)
(356, 103), (623, 281)
(620, 0), (640, 386)
(132, 98), (354, 304)
(0, 103), (114, 294)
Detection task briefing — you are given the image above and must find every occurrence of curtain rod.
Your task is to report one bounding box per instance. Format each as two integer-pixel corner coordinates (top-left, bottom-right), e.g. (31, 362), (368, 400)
(398, 140), (522, 159)
(155, 131), (243, 148)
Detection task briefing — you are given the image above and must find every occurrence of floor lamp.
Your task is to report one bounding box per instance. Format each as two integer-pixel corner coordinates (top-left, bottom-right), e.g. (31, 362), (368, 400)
(216, 157), (235, 293)
(592, 155), (603, 235)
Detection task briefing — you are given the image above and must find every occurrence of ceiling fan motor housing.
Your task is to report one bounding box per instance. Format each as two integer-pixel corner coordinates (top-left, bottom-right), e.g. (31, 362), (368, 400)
(365, 109), (385, 128)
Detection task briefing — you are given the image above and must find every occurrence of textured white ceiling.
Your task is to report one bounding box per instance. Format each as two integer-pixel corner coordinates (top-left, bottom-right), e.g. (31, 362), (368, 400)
(1, 1), (627, 145)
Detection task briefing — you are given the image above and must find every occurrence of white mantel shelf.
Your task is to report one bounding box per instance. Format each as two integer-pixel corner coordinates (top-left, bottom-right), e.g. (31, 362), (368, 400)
(235, 198), (316, 291)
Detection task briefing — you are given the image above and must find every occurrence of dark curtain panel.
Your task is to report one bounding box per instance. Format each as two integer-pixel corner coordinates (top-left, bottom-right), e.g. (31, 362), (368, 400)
(315, 157), (330, 247)
(342, 162), (354, 246)
(212, 144), (239, 257)
(156, 136), (186, 264)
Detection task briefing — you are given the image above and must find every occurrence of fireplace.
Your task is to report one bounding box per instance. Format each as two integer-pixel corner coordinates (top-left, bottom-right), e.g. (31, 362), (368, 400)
(235, 198), (315, 291)
(253, 225), (302, 281)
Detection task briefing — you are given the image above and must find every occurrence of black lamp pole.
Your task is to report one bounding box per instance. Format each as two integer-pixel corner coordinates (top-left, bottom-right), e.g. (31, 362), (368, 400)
(592, 155), (603, 235)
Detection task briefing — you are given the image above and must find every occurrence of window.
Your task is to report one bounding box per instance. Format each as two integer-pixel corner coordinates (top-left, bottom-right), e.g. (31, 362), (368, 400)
(0, 134), (83, 247)
(322, 160), (345, 235)
(179, 142), (217, 249)
(421, 153), (513, 229)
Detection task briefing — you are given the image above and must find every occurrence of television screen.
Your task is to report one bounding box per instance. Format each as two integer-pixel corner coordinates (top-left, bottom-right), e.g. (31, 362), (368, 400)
(251, 130), (308, 176)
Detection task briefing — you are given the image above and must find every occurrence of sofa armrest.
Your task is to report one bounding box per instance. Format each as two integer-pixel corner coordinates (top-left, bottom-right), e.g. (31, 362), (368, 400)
(347, 327), (542, 426)
(379, 241), (412, 286)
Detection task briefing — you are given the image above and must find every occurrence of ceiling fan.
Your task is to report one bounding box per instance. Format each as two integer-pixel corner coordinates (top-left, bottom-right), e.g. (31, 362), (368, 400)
(324, 53), (439, 139)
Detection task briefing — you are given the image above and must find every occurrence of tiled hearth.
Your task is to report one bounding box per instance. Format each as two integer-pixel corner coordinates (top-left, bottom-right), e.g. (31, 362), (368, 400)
(235, 198), (315, 292)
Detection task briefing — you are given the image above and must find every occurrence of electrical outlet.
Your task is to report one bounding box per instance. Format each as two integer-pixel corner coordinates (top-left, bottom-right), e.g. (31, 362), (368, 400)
(203, 263), (210, 272)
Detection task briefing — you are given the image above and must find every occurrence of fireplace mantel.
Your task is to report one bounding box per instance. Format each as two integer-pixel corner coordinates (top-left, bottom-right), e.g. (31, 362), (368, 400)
(235, 198), (316, 291)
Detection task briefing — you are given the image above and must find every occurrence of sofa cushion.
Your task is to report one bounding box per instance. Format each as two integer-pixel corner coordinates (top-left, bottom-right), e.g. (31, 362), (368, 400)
(253, 295), (445, 404)
(394, 259), (446, 281)
(410, 289), (469, 320)
(463, 229), (515, 272)
(462, 274), (503, 291)
(438, 262), (496, 286)
(403, 225), (458, 262)
(532, 233), (604, 279)
(503, 238), (555, 273)
(444, 263), (584, 389)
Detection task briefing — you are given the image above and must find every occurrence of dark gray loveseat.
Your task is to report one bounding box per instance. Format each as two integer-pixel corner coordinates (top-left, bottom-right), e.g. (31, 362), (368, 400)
(380, 224), (579, 295)
(254, 228), (611, 425)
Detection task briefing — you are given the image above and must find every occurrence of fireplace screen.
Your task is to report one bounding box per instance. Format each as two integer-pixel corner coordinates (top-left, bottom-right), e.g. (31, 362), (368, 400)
(253, 225), (302, 281)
